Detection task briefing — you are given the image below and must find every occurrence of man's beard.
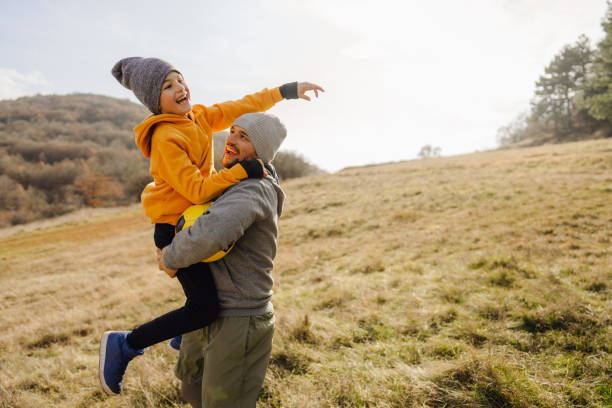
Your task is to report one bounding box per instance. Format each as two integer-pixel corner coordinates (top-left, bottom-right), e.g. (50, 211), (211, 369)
(222, 156), (239, 169)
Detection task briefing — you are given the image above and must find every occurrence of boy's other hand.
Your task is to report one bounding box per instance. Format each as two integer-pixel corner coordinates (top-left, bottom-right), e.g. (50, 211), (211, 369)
(157, 247), (177, 278)
(240, 158), (267, 178)
(297, 82), (325, 101)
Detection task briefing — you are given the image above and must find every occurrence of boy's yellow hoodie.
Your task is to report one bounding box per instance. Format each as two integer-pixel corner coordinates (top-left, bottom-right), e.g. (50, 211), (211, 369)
(135, 87), (283, 225)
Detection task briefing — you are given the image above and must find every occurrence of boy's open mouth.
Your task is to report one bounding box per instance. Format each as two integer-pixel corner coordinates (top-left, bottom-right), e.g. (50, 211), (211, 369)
(176, 95), (188, 104)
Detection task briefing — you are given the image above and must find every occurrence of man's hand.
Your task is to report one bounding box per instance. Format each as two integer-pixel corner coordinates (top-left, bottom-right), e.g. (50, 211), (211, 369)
(297, 82), (325, 101)
(156, 247), (177, 278)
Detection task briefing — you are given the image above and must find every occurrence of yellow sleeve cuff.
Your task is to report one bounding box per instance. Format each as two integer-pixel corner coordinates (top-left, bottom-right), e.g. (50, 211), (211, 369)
(271, 87), (283, 103)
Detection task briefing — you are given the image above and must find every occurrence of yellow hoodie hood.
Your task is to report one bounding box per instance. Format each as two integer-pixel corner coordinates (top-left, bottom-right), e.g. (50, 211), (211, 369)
(134, 112), (195, 158)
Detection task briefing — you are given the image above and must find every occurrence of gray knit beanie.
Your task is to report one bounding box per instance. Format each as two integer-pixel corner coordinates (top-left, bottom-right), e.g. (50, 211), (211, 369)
(112, 57), (179, 115)
(233, 113), (287, 162)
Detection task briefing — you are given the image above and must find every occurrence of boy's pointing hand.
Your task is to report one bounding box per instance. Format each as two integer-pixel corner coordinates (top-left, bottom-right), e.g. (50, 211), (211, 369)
(298, 82), (325, 101)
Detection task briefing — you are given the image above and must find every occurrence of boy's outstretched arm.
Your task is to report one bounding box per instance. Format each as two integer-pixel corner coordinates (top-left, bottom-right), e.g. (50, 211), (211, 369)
(201, 82), (325, 132)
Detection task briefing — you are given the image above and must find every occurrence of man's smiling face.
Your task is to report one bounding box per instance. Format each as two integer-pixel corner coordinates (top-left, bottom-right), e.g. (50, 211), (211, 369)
(159, 71), (191, 115)
(222, 125), (258, 168)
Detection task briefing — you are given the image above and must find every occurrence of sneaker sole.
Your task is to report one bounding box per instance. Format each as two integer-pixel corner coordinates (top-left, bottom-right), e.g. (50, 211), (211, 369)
(99, 331), (119, 396)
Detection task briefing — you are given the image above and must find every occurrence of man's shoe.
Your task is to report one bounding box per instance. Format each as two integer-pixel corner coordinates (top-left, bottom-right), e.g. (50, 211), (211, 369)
(168, 335), (182, 351)
(99, 331), (144, 395)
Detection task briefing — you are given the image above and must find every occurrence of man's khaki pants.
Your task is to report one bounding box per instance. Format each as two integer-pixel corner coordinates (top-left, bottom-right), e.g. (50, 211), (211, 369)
(175, 312), (275, 408)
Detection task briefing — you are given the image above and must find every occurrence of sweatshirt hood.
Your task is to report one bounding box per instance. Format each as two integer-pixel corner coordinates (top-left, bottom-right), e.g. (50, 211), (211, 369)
(261, 163), (284, 217)
(134, 113), (194, 158)
(267, 174), (285, 217)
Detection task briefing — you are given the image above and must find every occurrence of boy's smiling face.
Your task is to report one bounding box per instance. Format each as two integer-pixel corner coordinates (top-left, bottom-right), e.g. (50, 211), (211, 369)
(159, 71), (192, 115)
(222, 125), (258, 168)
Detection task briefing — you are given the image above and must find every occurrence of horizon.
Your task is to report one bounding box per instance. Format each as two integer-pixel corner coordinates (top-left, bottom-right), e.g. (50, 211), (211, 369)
(0, 90), (505, 173)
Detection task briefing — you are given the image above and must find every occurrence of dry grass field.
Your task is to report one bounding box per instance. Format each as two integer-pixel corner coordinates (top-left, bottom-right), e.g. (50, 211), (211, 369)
(0, 139), (610, 407)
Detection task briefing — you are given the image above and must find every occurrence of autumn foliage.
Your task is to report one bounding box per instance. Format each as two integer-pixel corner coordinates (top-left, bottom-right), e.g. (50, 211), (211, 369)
(0, 94), (152, 226)
(73, 161), (124, 207)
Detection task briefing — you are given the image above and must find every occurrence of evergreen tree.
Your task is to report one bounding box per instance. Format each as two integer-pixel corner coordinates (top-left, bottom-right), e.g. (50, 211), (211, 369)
(583, 2), (612, 121)
(531, 35), (593, 139)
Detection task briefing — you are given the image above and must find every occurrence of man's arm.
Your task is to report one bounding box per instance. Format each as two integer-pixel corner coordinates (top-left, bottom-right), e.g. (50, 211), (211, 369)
(162, 181), (276, 270)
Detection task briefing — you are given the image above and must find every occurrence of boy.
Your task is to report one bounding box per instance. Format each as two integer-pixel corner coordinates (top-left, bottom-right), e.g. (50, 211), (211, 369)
(99, 56), (323, 395)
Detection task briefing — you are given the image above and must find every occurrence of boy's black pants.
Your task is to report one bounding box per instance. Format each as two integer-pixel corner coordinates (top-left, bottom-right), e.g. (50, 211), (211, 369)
(126, 223), (219, 350)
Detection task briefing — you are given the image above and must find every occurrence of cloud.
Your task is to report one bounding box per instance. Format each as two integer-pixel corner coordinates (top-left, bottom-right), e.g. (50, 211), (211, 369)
(0, 68), (51, 100)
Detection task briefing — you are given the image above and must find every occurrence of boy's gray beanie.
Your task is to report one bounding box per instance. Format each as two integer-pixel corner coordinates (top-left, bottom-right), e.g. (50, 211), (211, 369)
(233, 113), (287, 163)
(112, 57), (179, 115)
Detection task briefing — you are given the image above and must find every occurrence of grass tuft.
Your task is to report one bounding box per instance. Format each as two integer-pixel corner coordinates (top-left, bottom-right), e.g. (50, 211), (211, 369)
(291, 314), (318, 344)
(269, 350), (310, 375)
(351, 259), (385, 274)
(352, 316), (395, 343)
(519, 304), (599, 335)
(27, 332), (70, 349)
(429, 341), (463, 359)
(586, 280), (607, 292)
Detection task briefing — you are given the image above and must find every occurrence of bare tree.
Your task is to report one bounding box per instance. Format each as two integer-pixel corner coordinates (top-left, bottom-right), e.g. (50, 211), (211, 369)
(418, 144), (441, 159)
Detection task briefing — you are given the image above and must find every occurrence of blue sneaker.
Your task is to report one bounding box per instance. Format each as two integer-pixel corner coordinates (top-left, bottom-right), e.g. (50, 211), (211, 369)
(168, 335), (182, 351)
(99, 331), (144, 395)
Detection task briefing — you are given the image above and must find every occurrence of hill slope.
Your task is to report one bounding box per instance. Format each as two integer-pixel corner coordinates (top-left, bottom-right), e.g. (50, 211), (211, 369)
(0, 140), (610, 407)
(0, 93), (153, 226)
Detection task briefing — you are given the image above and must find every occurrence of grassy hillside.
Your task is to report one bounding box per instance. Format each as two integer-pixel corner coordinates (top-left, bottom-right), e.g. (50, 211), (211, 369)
(0, 140), (610, 407)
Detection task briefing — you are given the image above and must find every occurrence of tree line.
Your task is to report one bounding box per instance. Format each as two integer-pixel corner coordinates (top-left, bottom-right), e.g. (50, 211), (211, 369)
(498, 3), (612, 146)
(0, 94), (322, 227)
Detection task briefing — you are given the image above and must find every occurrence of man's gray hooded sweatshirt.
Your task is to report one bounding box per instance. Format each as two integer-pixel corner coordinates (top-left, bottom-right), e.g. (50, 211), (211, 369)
(163, 172), (285, 317)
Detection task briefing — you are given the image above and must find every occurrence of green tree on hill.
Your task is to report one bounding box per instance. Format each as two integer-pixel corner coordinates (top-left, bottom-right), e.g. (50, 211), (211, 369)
(498, 34), (608, 146)
(498, 3), (612, 147)
(531, 34), (593, 139)
(582, 1), (612, 121)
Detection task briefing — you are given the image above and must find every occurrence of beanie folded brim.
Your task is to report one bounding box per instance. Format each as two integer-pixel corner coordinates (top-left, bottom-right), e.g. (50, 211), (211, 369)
(233, 113), (287, 162)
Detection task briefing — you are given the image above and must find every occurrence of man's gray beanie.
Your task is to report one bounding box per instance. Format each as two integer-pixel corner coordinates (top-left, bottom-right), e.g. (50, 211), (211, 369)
(112, 57), (179, 115)
(233, 113), (287, 162)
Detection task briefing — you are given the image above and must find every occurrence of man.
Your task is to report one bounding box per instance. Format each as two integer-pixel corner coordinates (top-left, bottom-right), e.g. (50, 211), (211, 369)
(157, 112), (287, 408)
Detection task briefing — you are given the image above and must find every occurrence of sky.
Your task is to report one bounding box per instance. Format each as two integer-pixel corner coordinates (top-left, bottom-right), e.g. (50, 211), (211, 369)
(0, 0), (608, 172)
